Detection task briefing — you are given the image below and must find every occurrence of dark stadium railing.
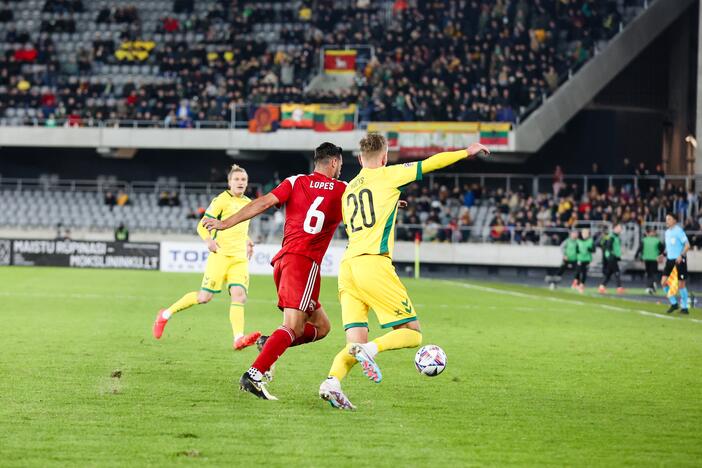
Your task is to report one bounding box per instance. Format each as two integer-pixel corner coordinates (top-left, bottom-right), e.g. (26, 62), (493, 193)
(0, 177), (263, 196)
(1, 174), (695, 197)
(424, 173), (695, 194)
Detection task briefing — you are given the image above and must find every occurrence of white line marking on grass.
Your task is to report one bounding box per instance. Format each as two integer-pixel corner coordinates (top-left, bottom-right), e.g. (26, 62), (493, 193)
(441, 281), (702, 325)
(0, 290), (280, 304)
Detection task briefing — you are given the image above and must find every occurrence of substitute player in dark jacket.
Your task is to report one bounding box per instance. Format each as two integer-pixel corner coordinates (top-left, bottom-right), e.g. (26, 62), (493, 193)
(599, 224), (624, 294)
(636, 228), (663, 295)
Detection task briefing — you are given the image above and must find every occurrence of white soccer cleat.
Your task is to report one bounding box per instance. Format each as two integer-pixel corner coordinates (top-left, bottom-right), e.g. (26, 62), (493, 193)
(349, 343), (382, 383)
(319, 378), (356, 410)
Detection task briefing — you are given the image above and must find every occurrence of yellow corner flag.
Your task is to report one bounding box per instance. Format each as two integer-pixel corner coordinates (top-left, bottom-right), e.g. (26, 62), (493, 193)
(667, 266), (679, 297)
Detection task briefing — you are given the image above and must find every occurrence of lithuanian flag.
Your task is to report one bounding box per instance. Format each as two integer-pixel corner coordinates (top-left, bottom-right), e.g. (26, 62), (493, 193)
(479, 123), (510, 145)
(313, 104), (356, 132)
(280, 104), (315, 128)
(387, 131), (399, 150)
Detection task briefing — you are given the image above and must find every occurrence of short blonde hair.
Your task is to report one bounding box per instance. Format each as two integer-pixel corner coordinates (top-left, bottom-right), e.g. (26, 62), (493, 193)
(359, 133), (387, 159)
(228, 164), (247, 178)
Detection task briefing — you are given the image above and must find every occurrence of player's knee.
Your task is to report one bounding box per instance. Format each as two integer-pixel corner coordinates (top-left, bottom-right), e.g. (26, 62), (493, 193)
(395, 320), (422, 333)
(197, 291), (213, 303)
(229, 286), (247, 303)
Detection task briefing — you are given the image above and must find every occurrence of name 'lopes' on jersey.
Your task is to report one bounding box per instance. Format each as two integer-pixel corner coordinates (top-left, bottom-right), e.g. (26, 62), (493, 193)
(270, 172), (346, 265)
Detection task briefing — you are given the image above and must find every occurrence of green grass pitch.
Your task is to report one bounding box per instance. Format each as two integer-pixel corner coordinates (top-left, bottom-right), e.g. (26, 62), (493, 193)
(1, 266), (701, 466)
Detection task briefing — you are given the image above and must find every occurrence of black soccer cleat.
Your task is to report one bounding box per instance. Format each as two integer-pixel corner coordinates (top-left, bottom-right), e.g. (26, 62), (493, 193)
(665, 304), (679, 314)
(680, 309), (689, 315)
(256, 335), (268, 353)
(239, 372), (277, 400)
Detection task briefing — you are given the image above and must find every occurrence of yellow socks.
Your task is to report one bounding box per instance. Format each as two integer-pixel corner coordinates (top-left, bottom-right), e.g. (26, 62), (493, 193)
(166, 292), (199, 317)
(328, 329), (423, 382)
(328, 343), (358, 381)
(229, 302), (245, 339)
(372, 328), (422, 352)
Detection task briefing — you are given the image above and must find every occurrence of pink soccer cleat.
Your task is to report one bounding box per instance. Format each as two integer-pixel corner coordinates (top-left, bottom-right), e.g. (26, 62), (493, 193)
(234, 331), (262, 350)
(598, 285), (607, 295)
(616, 287), (625, 295)
(152, 309), (168, 339)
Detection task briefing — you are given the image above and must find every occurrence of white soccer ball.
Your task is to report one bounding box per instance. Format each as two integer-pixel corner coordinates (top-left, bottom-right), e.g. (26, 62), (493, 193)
(414, 344), (447, 377)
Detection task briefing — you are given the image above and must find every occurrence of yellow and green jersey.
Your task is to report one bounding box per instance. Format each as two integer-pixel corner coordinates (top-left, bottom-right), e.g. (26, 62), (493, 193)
(197, 190), (251, 258)
(342, 161), (423, 261)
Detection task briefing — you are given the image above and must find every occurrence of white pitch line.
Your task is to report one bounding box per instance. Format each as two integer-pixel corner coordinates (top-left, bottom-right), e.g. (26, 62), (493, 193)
(441, 280), (702, 325)
(0, 290), (550, 313)
(0, 290), (279, 304)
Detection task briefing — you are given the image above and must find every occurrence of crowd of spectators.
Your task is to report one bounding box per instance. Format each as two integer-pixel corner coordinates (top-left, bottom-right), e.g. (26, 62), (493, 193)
(390, 161), (702, 248)
(0, 0), (642, 127)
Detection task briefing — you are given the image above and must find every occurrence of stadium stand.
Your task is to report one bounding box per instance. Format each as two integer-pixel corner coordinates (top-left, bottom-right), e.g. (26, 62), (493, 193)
(2, 169), (701, 248)
(0, 0), (647, 127)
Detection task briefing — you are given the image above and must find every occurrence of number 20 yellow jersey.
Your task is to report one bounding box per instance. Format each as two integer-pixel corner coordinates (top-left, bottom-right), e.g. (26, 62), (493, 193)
(342, 161), (423, 261)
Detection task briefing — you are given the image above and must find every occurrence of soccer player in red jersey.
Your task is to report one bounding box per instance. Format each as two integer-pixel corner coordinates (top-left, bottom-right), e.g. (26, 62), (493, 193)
(202, 143), (345, 400)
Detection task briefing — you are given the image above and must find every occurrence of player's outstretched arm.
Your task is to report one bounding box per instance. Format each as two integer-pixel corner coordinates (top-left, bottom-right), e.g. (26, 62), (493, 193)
(202, 193), (280, 231)
(421, 143), (489, 174)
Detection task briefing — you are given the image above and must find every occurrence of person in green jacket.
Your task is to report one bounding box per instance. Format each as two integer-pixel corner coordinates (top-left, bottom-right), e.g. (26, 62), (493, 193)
(575, 228), (594, 293)
(599, 224), (624, 294)
(550, 230), (579, 289)
(636, 227), (663, 295)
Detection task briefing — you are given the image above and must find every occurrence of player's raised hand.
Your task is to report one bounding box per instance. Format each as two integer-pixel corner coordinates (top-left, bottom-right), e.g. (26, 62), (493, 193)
(466, 143), (490, 158)
(202, 217), (223, 230)
(397, 200), (408, 209)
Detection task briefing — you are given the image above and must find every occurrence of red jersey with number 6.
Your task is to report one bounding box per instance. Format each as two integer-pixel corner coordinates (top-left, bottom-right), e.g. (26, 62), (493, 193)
(270, 172), (346, 265)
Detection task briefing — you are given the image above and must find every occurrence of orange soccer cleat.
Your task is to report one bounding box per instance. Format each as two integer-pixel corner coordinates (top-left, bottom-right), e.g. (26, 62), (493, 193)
(571, 279), (578, 289)
(616, 287), (625, 295)
(152, 309), (168, 339)
(234, 331), (262, 350)
(598, 285), (607, 295)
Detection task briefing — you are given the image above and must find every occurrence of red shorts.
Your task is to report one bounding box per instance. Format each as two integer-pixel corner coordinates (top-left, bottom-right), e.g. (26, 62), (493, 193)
(273, 253), (322, 313)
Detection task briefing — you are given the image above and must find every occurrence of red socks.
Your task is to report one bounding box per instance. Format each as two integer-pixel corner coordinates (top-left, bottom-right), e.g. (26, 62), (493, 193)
(251, 326), (295, 373)
(291, 323), (318, 347)
(250, 323), (320, 373)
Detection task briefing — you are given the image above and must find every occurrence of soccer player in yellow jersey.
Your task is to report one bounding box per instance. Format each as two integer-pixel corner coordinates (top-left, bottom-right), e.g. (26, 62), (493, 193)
(319, 133), (489, 410)
(152, 164), (262, 350)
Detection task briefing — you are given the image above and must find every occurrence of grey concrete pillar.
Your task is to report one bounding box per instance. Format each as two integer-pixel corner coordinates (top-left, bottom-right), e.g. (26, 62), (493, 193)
(696, 0), (702, 175)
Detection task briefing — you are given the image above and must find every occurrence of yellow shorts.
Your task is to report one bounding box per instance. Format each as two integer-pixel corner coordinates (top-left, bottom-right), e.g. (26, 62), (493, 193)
(338, 255), (417, 330)
(201, 252), (249, 294)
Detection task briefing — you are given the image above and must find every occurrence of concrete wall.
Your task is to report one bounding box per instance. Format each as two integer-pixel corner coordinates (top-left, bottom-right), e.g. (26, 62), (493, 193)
(0, 127), (366, 150)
